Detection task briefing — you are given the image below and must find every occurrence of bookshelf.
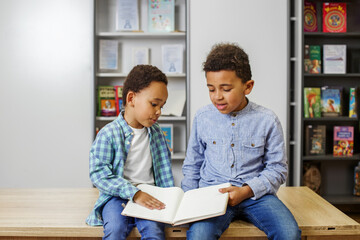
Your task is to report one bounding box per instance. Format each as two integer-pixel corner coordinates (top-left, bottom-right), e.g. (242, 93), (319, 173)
(94, 0), (188, 161)
(290, 0), (360, 206)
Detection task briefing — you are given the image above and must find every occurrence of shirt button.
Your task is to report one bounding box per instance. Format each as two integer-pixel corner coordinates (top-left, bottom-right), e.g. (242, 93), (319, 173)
(213, 141), (216, 144)
(251, 143), (255, 147)
(232, 113), (237, 117)
(231, 164), (234, 168)
(231, 123), (235, 126)
(231, 143), (234, 147)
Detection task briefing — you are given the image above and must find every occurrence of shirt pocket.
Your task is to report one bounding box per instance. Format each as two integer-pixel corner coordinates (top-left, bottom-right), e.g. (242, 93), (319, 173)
(242, 138), (265, 162)
(204, 138), (226, 164)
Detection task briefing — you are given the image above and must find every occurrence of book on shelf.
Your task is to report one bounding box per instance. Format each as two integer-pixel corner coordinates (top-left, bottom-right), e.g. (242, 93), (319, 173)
(304, 87), (321, 118)
(159, 124), (173, 154)
(303, 163), (321, 194)
(304, 1), (318, 32)
(304, 45), (321, 74)
(323, 44), (346, 74)
(321, 86), (342, 117)
(148, 0), (175, 33)
(99, 40), (118, 70)
(115, 85), (123, 116)
(323, 2), (347, 33)
(305, 125), (326, 156)
(121, 183), (230, 226)
(333, 126), (354, 157)
(116, 0), (139, 31)
(349, 87), (358, 118)
(132, 47), (149, 66)
(161, 44), (184, 74)
(97, 86), (117, 117)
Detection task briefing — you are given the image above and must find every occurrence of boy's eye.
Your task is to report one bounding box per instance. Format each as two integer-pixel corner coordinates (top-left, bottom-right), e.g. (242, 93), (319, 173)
(151, 103), (157, 107)
(208, 89), (215, 92)
(224, 88), (232, 92)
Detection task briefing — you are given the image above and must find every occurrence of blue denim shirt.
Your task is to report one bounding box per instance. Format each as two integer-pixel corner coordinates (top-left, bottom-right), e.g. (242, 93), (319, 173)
(181, 101), (287, 200)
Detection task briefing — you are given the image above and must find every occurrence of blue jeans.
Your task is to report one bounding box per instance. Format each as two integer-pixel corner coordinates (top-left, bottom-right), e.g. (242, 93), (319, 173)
(187, 194), (301, 240)
(101, 197), (166, 240)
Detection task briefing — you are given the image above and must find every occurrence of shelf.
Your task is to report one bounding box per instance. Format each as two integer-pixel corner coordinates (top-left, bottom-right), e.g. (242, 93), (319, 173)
(96, 116), (186, 121)
(323, 194), (360, 205)
(97, 32), (186, 38)
(304, 116), (359, 122)
(303, 154), (360, 161)
(304, 32), (360, 38)
(304, 73), (360, 78)
(96, 73), (186, 78)
(171, 152), (186, 160)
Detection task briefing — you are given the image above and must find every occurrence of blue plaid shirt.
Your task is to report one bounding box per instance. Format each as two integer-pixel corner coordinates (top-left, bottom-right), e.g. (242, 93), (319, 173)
(86, 113), (174, 226)
(182, 101), (287, 200)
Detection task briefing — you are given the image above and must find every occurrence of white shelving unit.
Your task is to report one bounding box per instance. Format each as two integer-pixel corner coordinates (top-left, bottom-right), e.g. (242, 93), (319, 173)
(94, 0), (188, 162)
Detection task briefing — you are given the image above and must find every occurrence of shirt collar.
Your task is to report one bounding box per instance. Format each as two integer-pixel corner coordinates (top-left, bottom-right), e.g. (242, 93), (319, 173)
(230, 97), (252, 117)
(116, 111), (152, 137)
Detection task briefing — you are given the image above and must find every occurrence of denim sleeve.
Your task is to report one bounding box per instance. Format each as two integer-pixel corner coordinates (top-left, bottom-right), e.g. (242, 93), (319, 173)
(181, 114), (205, 192)
(89, 132), (138, 200)
(245, 117), (288, 200)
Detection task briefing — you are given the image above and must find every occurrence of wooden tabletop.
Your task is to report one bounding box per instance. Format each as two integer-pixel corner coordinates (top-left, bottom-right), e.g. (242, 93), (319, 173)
(0, 187), (359, 239)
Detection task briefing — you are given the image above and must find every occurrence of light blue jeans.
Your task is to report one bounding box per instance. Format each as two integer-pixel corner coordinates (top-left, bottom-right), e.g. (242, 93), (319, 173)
(101, 197), (166, 240)
(187, 194), (301, 240)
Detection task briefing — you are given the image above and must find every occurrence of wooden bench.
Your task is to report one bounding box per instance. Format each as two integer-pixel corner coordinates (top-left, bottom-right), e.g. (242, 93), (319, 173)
(0, 187), (359, 240)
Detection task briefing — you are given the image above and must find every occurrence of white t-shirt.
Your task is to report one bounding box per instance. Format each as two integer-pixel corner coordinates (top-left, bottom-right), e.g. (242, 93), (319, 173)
(123, 126), (155, 186)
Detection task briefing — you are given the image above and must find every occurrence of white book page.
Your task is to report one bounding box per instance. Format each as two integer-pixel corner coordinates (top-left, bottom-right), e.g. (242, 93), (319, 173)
(121, 184), (184, 223)
(99, 40), (118, 70)
(173, 183), (230, 225)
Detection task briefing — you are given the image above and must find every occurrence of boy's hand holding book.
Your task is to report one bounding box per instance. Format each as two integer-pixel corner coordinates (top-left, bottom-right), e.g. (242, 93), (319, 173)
(219, 185), (254, 206)
(133, 190), (166, 210)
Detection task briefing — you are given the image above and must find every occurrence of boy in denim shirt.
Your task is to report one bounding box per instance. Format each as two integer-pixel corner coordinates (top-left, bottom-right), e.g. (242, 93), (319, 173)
(182, 43), (301, 240)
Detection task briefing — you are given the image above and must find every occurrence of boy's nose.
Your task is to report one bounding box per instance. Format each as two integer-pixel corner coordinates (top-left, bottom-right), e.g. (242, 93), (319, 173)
(155, 108), (161, 116)
(215, 91), (223, 99)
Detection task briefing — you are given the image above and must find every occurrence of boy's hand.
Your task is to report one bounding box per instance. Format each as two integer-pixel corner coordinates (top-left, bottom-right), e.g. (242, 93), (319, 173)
(133, 191), (165, 210)
(219, 185), (254, 206)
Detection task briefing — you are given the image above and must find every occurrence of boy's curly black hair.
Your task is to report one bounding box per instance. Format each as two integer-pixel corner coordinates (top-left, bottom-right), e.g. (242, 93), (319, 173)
(203, 43), (252, 83)
(122, 65), (168, 106)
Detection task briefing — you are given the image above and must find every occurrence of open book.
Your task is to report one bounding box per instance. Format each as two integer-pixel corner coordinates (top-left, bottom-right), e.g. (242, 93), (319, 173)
(121, 183), (231, 226)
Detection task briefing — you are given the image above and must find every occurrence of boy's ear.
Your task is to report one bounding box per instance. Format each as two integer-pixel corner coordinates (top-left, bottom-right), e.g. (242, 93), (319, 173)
(244, 80), (255, 95)
(126, 91), (136, 107)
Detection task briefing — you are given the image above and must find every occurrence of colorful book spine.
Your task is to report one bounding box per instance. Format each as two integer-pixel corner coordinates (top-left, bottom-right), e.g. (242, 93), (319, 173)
(308, 45), (321, 74)
(333, 126), (354, 157)
(349, 87), (357, 118)
(115, 85), (123, 116)
(323, 2), (347, 33)
(304, 1), (318, 32)
(304, 88), (322, 118)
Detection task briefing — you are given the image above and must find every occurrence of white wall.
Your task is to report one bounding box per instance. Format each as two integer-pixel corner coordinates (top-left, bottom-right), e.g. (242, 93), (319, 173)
(0, 0), (94, 187)
(189, 0), (289, 139)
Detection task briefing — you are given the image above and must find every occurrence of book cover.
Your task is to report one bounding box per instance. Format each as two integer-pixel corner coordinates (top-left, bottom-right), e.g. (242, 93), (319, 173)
(121, 183), (230, 226)
(161, 44), (184, 73)
(116, 0), (139, 31)
(349, 87), (357, 118)
(148, 0), (175, 32)
(305, 125), (326, 155)
(115, 85), (124, 116)
(159, 124), (173, 154)
(333, 126), (354, 156)
(97, 86), (117, 117)
(321, 86), (342, 117)
(132, 47), (149, 66)
(304, 88), (321, 118)
(99, 40), (118, 70)
(304, 45), (321, 74)
(323, 2), (347, 33)
(304, 1), (318, 32)
(323, 44), (346, 74)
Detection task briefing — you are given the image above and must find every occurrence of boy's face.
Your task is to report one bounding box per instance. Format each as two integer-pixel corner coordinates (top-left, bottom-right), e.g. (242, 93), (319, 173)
(206, 70), (254, 114)
(126, 81), (168, 129)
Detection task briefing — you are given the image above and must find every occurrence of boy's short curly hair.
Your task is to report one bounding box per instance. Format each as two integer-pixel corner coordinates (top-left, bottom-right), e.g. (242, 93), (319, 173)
(122, 65), (168, 106)
(203, 43), (252, 83)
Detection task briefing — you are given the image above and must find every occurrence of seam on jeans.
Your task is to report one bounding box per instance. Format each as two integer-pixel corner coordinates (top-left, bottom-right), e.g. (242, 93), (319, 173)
(219, 210), (235, 236)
